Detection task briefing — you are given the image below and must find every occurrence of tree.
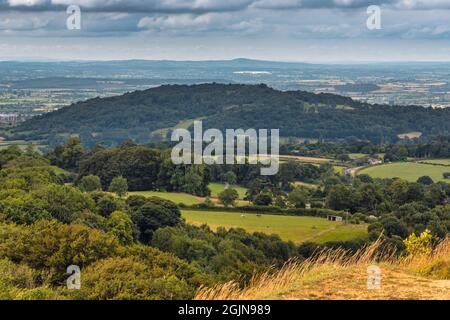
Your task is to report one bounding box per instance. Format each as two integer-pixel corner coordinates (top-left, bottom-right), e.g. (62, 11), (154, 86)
(417, 176), (434, 186)
(51, 137), (85, 170)
(223, 171), (237, 185)
(78, 175), (102, 192)
(218, 188), (239, 208)
(326, 185), (356, 212)
(109, 176), (128, 197)
(356, 184), (383, 212)
(337, 154), (350, 162)
(287, 188), (309, 208)
(108, 211), (134, 245)
(132, 203), (181, 243)
(274, 196), (286, 208)
(380, 216), (408, 238)
(97, 195), (119, 217)
(253, 193), (273, 206)
(78, 145), (161, 191)
(357, 174), (373, 184)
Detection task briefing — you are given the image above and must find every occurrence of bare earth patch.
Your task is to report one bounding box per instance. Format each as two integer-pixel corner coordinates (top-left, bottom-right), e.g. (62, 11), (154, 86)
(281, 265), (450, 300)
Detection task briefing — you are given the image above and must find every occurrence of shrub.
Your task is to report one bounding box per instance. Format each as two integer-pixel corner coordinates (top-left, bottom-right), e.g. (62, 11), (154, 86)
(0, 220), (121, 284)
(403, 230), (433, 256)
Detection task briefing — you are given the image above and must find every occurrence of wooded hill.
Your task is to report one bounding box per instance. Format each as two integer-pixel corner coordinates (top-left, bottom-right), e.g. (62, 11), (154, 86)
(12, 83), (450, 146)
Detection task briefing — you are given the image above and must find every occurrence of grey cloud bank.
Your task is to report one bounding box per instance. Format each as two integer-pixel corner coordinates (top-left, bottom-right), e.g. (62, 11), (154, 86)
(1, 0), (450, 61)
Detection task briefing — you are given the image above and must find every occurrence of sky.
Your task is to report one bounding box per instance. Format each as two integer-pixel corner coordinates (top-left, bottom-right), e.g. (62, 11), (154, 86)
(0, 0), (450, 62)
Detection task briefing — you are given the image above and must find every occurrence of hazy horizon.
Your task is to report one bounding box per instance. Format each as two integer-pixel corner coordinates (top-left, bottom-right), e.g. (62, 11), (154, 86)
(1, 1), (450, 62)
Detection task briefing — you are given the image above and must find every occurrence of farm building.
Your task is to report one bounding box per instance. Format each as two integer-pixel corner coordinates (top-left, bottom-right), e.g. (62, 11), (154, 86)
(327, 215), (343, 222)
(368, 158), (383, 165)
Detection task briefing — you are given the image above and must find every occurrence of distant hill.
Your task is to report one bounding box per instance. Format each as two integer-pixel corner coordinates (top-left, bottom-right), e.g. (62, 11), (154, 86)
(11, 83), (450, 146)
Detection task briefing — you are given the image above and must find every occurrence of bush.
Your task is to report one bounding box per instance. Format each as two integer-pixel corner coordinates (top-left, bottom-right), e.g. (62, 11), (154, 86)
(108, 211), (134, 245)
(403, 229), (433, 256)
(32, 184), (95, 223)
(76, 246), (208, 300)
(0, 220), (121, 284)
(253, 193), (273, 206)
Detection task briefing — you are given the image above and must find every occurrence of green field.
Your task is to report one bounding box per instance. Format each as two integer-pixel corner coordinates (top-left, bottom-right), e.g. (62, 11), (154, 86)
(128, 191), (203, 206)
(293, 181), (319, 189)
(182, 210), (368, 244)
(333, 166), (346, 174)
(358, 162), (450, 182)
(349, 153), (368, 159)
(208, 183), (248, 199)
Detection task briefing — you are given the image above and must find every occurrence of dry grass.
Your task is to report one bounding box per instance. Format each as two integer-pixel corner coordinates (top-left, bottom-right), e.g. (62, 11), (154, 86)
(195, 238), (450, 300)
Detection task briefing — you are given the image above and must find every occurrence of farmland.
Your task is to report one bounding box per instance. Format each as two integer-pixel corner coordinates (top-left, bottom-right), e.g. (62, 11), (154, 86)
(182, 209), (368, 244)
(128, 183), (249, 206)
(128, 191), (203, 206)
(208, 183), (248, 199)
(358, 162), (450, 182)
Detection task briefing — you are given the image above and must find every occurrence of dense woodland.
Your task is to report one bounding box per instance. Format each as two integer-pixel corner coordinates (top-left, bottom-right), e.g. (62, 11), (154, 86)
(11, 83), (450, 146)
(0, 136), (449, 299)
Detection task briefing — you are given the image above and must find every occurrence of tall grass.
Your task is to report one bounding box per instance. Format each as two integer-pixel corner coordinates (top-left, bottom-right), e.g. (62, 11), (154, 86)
(195, 237), (449, 300)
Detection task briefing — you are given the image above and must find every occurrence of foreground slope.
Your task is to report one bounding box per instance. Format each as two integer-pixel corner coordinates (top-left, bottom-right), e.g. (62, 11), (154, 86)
(196, 239), (450, 300)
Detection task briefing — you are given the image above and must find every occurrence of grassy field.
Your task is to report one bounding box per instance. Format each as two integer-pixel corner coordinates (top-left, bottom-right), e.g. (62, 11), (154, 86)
(349, 153), (368, 159)
(333, 165), (346, 174)
(128, 191), (203, 206)
(358, 162), (450, 182)
(182, 209), (367, 244)
(208, 183), (248, 199)
(293, 181), (319, 189)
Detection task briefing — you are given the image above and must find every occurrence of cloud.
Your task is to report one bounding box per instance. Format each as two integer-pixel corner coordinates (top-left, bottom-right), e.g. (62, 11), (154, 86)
(395, 0), (450, 10)
(0, 15), (48, 30)
(3, 0), (450, 13)
(3, 0), (256, 13)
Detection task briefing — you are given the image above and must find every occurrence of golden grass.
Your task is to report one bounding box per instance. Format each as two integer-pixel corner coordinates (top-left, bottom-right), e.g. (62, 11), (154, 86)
(195, 238), (450, 300)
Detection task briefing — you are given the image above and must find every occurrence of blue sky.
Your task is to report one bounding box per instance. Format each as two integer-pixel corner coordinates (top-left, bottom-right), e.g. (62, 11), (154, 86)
(1, 0), (450, 62)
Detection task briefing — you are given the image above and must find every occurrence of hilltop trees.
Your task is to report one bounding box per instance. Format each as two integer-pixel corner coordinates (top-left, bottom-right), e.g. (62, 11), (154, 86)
(14, 84), (450, 145)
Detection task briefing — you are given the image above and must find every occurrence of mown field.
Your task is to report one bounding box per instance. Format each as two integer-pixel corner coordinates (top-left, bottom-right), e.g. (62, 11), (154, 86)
(182, 209), (368, 244)
(129, 191), (203, 206)
(208, 183), (248, 199)
(358, 162), (450, 182)
(128, 183), (250, 206)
